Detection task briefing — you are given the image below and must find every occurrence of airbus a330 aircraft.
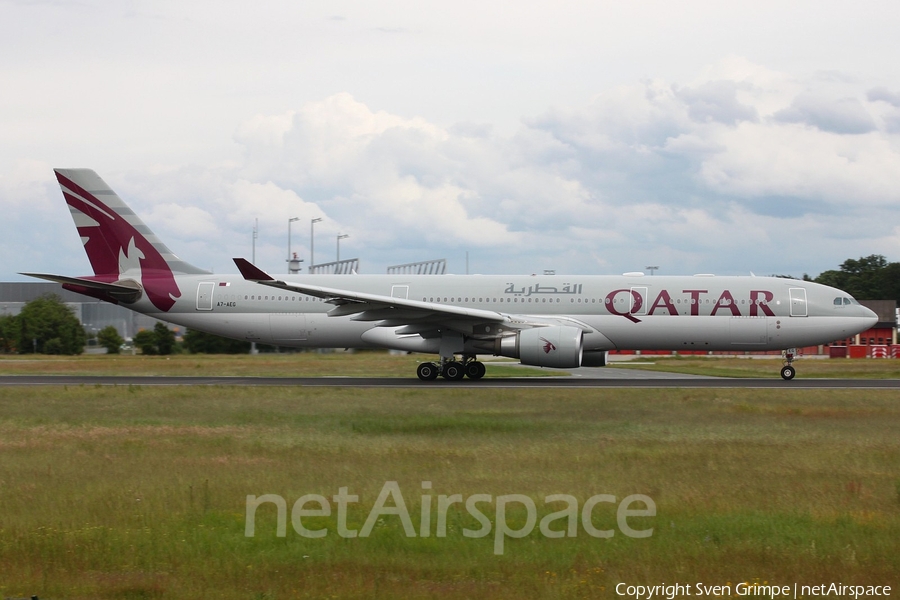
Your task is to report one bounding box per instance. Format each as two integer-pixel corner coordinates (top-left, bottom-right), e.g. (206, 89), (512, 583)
(24, 169), (877, 381)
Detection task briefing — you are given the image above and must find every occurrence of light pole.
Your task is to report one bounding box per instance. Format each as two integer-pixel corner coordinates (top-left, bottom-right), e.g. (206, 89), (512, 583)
(251, 218), (258, 263)
(310, 217), (322, 272)
(287, 217), (300, 273)
(337, 233), (349, 262)
(646, 266), (659, 276)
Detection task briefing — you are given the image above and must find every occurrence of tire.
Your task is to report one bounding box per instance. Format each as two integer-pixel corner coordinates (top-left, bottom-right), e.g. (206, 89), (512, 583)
(780, 365), (796, 380)
(465, 361), (486, 379)
(417, 362), (439, 381)
(442, 361), (465, 380)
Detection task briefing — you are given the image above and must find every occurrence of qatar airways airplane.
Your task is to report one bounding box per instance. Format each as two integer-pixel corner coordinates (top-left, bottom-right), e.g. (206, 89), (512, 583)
(24, 169), (877, 381)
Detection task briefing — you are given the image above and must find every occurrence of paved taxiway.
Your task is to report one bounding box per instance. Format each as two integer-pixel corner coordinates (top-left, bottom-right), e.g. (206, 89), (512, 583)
(1, 371), (898, 389)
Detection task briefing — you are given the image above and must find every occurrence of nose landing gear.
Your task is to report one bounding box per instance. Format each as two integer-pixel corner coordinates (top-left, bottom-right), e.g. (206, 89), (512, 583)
(780, 348), (797, 380)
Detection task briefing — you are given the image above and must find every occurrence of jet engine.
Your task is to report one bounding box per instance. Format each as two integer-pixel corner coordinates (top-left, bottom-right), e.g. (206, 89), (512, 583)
(494, 325), (584, 368)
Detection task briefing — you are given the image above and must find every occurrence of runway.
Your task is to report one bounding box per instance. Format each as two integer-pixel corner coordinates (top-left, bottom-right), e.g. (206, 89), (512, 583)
(1, 372), (899, 389)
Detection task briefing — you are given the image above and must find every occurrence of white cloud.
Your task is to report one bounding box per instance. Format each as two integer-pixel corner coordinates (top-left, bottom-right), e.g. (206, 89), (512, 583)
(697, 123), (900, 206)
(774, 94), (877, 134)
(6, 55), (900, 280)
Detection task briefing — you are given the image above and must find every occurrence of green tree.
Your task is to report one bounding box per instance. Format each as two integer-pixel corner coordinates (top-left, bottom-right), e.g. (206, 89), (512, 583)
(0, 315), (17, 353)
(134, 329), (157, 355)
(97, 325), (124, 354)
(134, 323), (178, 355)
(183, 329), (251, 354)
(814, 254), (897, 300)
(154, 322), (177, 355)
(16, 294), (85, 355)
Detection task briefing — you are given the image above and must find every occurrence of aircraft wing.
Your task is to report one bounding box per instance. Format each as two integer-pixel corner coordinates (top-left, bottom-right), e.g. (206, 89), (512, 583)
(233, 258), (591, 338)
(20, 272), (143, 303)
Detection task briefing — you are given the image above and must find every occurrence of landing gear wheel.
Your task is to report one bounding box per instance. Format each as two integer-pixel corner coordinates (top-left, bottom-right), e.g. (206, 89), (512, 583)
(780, 365), (796, 381)
(417, 362), (439, 381)
(442, 361), (466, 381)
(465, 361), (486, 379)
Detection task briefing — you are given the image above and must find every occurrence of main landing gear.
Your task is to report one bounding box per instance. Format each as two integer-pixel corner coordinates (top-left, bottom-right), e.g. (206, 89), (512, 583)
(780, 348), (797, 380)
(416, 355), (486, 381)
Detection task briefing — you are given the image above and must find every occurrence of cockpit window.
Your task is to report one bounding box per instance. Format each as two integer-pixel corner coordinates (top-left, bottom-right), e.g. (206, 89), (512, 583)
(834, 297), (859, 306)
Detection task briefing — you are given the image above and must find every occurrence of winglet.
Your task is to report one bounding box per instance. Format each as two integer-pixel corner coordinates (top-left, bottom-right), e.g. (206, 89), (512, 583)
(233, 258), (276, 281)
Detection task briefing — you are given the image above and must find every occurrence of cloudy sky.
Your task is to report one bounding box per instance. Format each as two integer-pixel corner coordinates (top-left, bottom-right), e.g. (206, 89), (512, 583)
(4, 0), (900, 281)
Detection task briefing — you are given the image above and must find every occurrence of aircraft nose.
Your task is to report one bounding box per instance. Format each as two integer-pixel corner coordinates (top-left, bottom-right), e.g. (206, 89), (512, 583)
(862, 306), (878, 327)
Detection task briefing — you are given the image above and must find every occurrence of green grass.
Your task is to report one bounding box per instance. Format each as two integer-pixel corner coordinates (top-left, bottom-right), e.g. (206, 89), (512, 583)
(0, 384), (898, 598)
(4, 352), (899, 380)
(0, 351), (566, 378)
(617, 356), (900, 378)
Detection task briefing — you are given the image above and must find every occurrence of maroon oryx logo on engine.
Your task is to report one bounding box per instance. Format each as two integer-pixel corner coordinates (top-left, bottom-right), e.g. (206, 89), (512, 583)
(541, 337), (556, 354)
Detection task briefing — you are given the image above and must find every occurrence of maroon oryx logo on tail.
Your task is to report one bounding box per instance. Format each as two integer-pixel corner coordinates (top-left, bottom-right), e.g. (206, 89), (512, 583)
(56, 171), (181, 312)
(541, 337), (556, 354)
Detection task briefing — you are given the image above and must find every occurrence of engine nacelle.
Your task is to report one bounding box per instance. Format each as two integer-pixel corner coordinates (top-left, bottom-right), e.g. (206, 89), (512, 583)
(581, 350), (608, 367)
(495, 326), (584, 368)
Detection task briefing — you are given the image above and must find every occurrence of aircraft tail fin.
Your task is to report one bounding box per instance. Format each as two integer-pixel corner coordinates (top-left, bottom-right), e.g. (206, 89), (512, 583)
(54, 169), (209, 312)
(55, 169), (209, 278)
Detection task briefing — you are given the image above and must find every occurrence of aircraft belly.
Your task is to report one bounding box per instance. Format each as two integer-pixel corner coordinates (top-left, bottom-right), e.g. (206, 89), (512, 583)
(308, 316), (378, 348)
(596, 315), (871, 352)
(174, 313), (272, 342)
(596, 316), (730, 351)
(771, 316), (869, 349)
(729, 317), (768, 345)
(360, 327), (442, 353)
(270, 313), (308, 342)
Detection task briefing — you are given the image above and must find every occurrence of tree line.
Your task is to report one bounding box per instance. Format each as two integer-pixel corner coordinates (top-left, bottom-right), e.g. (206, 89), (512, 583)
(803, 254), (900, 302)
(0, 293), (249, 355)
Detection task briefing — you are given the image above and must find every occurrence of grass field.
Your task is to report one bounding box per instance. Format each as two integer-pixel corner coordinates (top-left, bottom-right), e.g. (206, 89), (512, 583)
(0, 352), (563, 378)
(615, 356), (900, 379)
(4, 351), (900, 380)
(0, 366), (898, 598)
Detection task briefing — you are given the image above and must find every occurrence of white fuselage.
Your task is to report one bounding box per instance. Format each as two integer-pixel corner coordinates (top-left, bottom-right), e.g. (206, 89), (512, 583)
(127, 273), (877, 354)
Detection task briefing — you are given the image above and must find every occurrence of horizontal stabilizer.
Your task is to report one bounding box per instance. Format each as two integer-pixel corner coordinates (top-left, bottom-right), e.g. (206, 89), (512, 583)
(20, 273), (143, 303)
